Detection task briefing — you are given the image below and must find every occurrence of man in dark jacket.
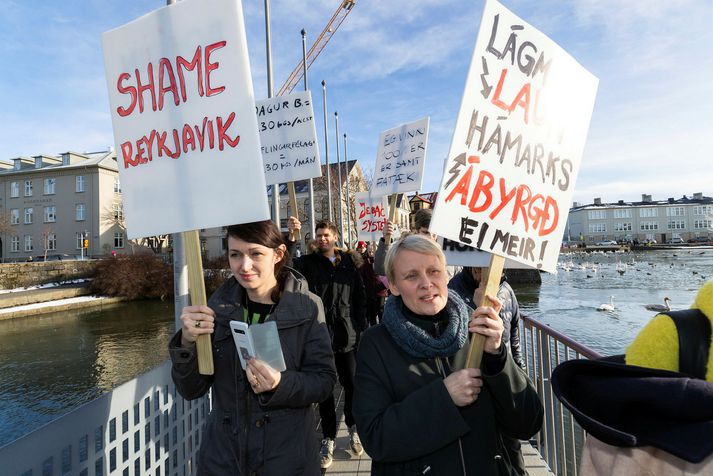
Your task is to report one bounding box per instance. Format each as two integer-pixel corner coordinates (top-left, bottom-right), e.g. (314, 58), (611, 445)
(287, 218), (367, 468)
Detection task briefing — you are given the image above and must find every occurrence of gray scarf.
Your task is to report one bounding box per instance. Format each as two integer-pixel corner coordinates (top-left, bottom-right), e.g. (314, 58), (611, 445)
(382, 289), (470, 359)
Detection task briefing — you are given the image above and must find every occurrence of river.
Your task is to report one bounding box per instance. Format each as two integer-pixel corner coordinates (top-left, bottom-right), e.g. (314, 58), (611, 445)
(1, 247), (711, 447)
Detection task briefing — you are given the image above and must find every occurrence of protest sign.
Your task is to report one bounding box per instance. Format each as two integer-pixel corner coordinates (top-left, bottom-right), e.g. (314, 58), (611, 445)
(371, 117), (429, 197)
(354, 192), (389, 241)
(102, 0), (269, 240)
(438, 237), (531, 269)
(430, 0), (598, 273)
(256, 91), (322, 184)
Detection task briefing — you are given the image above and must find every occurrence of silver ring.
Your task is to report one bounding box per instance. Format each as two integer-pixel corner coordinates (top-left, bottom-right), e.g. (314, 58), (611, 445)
(194, 321), (201, 328)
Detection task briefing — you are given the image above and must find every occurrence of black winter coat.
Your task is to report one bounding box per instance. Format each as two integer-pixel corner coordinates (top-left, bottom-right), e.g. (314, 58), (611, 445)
(292, 250), (367, 353)
(353, 311), (542, 475)
(169, 269), (336, 476)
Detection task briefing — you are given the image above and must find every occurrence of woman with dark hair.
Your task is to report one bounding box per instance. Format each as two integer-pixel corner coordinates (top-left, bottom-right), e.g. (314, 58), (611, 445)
(353, 235), (542, 475)
(169, 220), (337, 475)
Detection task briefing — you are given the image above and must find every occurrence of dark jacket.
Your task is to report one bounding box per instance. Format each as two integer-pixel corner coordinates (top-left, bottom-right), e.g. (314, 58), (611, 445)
(169, 269), (337, 476)
(448, 269), (524, 368)
(292, 249), (367, 353)
(353, 298), (543, 476)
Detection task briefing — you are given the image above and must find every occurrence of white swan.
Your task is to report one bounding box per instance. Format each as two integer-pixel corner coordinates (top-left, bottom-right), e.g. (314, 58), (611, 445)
(597, 296), (615, 312)
(644, 297), (671, 312)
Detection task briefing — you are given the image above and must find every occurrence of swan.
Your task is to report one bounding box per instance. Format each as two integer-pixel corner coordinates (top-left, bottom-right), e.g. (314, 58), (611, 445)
(597, 296), (615, 312)
(644, 297), (671, 312)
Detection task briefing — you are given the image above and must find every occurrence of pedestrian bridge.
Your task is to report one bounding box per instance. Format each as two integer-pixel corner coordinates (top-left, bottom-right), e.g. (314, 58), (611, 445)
(0, 315), (599, 475)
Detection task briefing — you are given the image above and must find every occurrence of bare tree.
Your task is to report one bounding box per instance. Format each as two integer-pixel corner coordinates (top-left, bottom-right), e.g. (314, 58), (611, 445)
(101, 198), (168, 254)
(40, 224), (56, 261)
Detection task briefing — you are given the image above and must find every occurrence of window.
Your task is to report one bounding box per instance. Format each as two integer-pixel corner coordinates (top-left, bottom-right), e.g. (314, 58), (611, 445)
(24, 180), (33, 197)
(46, 233), (57, 251)
(76, 204), (85, 221)
(640, 221), (659, 231)
(694, 205), (713, 215)
(639, 208), (657, 218)
(10, 181), (19, 198)
(588, 223), (606, 233)
(113, 202), (124, 221)
(10, 209), (19, 225)
(613, 209), (632, 219)
(587, 210), (606, 220)
(114, 177), (121, 193)
(44, 206), (56, 223)
(694, 220), (712, 229)
(11, 236), (19, 252)
(44, 178), (56, 195)
(114, 232), (125, 249)
(24, 235), (33, 252)
(24, 207), (33, 224)
(666, 207), (685, 217)
(76, 232), (86, 250)
(614, 222), (632, 232)
(667, 220), (685, 230)
(76, 175), (85, 193)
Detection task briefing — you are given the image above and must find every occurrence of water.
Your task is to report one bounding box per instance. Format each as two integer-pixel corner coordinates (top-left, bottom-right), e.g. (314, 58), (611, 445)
(514, 247), (713, 356)
(0, 300), (174, 447)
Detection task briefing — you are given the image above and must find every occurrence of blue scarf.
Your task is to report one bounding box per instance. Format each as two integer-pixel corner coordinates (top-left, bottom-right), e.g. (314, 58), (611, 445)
(382, 289), (470, 359)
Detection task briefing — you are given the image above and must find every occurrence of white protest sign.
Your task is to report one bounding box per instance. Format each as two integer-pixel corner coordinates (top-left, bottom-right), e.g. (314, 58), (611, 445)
(430, 0), (598, 273)
(256, 91), (322, 184)
(354, 192), (389, 241)
(102, 0), (269, 239)
(371, 117), (429, 197)
(438, 237), (531, 269)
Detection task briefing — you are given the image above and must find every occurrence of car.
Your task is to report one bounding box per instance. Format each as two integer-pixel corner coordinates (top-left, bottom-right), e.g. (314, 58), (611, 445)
(666, 237), (684, 244)
(595, 240), (617, 246)
(42, 254), (73, 261)
(688, 236), (710, 243)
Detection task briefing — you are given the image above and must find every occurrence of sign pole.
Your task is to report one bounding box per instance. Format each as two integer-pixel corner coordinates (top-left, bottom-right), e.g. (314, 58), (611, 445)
(264, 0), (280, 226)
(302, 29), (316, 239)
(288, 182), (301, 242)
(343, 132), (351, 248)
(184, 230), (214, 375)
(335, 111), (344, 244)
(322, 81), (332, 222)
(465, 254), (505, 369)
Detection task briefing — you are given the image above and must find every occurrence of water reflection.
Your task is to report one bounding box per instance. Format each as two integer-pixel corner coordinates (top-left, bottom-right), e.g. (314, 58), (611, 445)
(0, 300), (173, 446)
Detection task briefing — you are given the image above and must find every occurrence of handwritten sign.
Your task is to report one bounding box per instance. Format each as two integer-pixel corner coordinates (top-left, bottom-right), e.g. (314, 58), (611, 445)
(256, 91), (322, 184)
(102, 0), (269, 239)
(438, 237), (531, 269)
(354, 192), (389, 241)
(430, 0), (598, 273)
(371, 117), (429, 197)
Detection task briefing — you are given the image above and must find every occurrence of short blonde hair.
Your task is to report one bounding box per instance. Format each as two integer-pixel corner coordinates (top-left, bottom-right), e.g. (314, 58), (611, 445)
(385, 234), (445, 283)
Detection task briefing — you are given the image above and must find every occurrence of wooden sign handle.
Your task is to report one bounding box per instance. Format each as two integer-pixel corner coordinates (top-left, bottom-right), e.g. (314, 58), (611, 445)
(287, 182), (301, 242)
(184, 229), (214, 375)
(465, 254), (505, 369)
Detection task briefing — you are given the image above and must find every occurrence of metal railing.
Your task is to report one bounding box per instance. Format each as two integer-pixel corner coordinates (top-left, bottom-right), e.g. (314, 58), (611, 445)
(0, 361), (209, 476)
(520, 315), (602, 476)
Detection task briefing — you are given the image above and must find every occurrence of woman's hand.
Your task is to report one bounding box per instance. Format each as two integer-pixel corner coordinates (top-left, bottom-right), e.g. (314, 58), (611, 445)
(247, 358), (281, 394)
(287, 216), (301, 242)
(469, 294), (504, 354)
(180, 305), (215, 347)
(443, 368), (483, 406)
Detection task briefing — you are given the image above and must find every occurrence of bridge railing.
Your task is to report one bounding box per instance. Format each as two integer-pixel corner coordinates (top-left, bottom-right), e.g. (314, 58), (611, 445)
(0, 361), (209, 476)
(520, 315), (602, 476)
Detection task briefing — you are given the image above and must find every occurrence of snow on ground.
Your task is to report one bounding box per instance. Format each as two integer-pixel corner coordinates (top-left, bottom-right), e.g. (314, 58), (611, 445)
(0, 279), (91, 294)
(0, 295), (104, 315)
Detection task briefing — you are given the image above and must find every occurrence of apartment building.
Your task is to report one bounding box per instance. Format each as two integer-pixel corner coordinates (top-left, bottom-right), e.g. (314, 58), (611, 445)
(566, 193), (713, 244)
(0, 151), (125, 261)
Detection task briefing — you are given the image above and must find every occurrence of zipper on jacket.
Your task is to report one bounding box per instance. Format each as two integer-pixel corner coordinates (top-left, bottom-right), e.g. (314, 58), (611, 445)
(435, 356), (468, 476)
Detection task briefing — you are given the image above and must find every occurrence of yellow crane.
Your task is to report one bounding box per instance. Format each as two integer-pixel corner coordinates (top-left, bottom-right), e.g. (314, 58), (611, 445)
(276, 0), (356, 96)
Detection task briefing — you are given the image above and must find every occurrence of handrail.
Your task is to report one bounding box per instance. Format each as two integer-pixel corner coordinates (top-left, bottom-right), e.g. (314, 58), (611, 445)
(522, 315), (602, 360)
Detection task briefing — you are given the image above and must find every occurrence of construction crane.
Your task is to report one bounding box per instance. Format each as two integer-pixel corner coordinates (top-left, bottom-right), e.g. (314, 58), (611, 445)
(276, 0), (356, 96)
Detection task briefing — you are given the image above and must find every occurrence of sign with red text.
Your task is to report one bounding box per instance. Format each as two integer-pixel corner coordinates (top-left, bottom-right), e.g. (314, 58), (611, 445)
(430, 0), (598, 273)
(102, 0), (269, 239)
(438, 237), (530, 269)
(256, 91), (322, 184)
(354, 192), (389, 241)
(371, 117), (429, 197)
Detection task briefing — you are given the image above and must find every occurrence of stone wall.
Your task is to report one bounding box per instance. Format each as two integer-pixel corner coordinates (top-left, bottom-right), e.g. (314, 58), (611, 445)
(0, 261), (96, 289)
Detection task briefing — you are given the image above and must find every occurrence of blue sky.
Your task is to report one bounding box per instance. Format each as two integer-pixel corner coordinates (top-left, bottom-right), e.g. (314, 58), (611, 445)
(1, 0), (712, 205)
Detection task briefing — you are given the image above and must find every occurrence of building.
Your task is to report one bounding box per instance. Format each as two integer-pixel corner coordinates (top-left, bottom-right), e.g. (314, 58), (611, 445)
(566, 193), (713, 244)
(0, 151), (128, 262)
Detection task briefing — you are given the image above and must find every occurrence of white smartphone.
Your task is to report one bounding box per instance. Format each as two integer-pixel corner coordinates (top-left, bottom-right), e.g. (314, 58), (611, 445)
(229, 320), (255, 370)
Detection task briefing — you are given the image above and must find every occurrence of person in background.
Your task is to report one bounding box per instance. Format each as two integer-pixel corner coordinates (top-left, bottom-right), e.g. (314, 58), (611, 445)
(169, 220), (336, 475)
(287, 217), (367, 469)
(356, 240), (386, 326)
(354, 234), (543, 475)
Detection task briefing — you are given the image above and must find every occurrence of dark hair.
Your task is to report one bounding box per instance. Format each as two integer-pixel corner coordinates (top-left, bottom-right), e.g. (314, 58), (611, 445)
(414, 208), (432, 230)
(315, 219), (339, 236)
(226, 220), (290, 302)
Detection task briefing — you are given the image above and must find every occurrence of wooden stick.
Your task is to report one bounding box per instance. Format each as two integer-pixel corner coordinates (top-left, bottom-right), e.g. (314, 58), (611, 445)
(465, 254), (505, 369)
(384, 194), (399, 242)
(288, 182), (301, 242)
(183, 229), (214, 375)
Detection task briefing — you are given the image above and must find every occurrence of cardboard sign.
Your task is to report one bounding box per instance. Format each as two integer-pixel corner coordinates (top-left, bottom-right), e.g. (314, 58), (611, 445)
(438, 237), (531, 269)
(102, 0), (269, 239)
(354, 192), (389, 241)
(371, 117), (429, 197)
(256, 91), (322, 184)
(430, 0), (598, 272)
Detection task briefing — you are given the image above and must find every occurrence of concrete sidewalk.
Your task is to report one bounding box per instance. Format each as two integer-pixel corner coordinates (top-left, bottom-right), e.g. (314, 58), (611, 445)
(0, 283), (91, 309)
